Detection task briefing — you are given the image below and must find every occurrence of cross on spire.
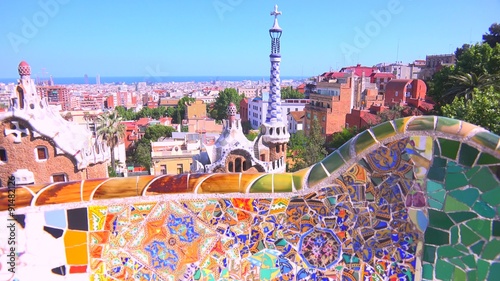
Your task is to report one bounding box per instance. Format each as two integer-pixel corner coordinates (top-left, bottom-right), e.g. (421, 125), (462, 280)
(271, 5), (281, 18)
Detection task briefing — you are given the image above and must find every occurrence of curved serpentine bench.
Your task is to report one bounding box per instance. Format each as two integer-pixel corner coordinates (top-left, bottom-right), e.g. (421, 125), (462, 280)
(1, 115), (499, 280)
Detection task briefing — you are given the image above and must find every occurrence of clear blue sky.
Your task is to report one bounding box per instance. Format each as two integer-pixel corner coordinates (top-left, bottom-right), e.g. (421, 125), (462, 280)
(1, 0), (499, 78)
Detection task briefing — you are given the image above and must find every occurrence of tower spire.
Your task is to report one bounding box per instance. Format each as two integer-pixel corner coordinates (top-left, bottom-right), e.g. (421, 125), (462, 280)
(267, 4), (283, 124)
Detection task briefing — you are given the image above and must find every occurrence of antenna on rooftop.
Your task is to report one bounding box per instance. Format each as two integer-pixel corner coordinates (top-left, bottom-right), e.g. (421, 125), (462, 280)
(396, 39), (400, 63)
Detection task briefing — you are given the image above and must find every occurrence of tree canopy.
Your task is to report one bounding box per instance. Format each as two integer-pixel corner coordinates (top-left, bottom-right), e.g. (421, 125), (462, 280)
(210, 88), (244, 121)
(280, 86), (304, 99)
(130, 124), (175, 171)
(483, 23), (500, 48)
(95, 111), (126, 173)
(287, 119), (327, 172)
(442, 87), (500, 135)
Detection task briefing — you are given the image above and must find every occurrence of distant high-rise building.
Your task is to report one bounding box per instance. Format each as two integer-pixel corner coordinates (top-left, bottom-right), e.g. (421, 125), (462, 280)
(84, 74), (89, 84)
(96, 74), (100, 85)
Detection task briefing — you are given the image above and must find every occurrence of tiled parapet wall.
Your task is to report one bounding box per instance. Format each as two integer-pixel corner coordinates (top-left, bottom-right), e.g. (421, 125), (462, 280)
(0, 115), (499, 280)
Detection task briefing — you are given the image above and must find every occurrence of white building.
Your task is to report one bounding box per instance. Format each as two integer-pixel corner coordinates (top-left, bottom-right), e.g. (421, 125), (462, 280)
(287, 111), (305, 134)
(247, 92), (309, 129)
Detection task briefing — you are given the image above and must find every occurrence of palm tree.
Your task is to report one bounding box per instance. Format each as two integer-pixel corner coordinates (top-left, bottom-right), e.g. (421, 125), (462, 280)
(444, 73), (500, 101)
(96, 111), (126, 174)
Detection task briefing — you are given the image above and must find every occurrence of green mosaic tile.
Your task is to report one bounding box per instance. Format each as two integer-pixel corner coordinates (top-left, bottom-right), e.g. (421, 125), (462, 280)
(429, 190), (446, 204)
(467, 270), (477, 281)
(425, 227), (449, 245)
(489, 263), (500, 281)
(471, 131), (500, 151)
(458, 143), (480, 167)
(435, 259), (454, 280)
(462, 255), (476, 268)
(370, 121), (396, 141)
(460, 224), (481, 246)
(437, 245), (464, 258)
(393, 117), (409, 133)
(354, 130), (376, 155)
(433, 140), (441, 156)
(466, 219), (491, 240)
(448, 211), (478, 224)
(436, 116), (461, 134)
(249, 174), (273, 193)
(292, 168), (308, 191)
(448, 257), (467, 270)
(444, 173), (468, 190)
(423, 245), (436, 263)
(444, 196), (470, 212)
(321, 151), (345, 174)
(473, 201), (496, 219)
(428, 167), (445, 182)
(482, 187), (500, 206)
(422, 264), (434, 280)
(464, 165), (480, 178)
(438, 138), (460, 160)
(482, 240), (500, 260)
(273, 174), (293, 192)
(432, 157), (447, 168)
(454, 243), (471, 254)
(470, 167), (499, 192)
(429, 209), (454, 230)
(449, 188), (480, 207)
(407, 116), (436, 131)
(428, 198), (444, 210)
(307, 163), (328, 187)
(446, 161), (464, 173)
(454, 267), (467, 280)
(493, 220), (500, 237)
(478, 259), (490, 281)
(471, 240), (485, 255)
(450, 225), (459, 244)
(477, 152), (500, 165)
(338, 139), (352, 161)
(427, 180), (444, 193)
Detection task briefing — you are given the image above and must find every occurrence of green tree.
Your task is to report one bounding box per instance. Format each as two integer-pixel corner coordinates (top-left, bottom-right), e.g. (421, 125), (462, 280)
(133, 141), (152, 170)
(116, 106), (137, 120)
(210, 88), (244, 121)
(442, 87), (500, 135)
(245, 130), (259, 141)
(143, 124), (175, 141)
(483, 23), (500, 48)
(95, 111), (126, 173)
(288, 119), (328, 172)
(328, 127), (359, 150)
(444, 73), (500, 101)
(281, 86), (304, 99)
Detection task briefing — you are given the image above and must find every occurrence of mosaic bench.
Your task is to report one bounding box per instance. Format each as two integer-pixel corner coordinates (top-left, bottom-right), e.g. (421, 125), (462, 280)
(1, 115), (499, 280)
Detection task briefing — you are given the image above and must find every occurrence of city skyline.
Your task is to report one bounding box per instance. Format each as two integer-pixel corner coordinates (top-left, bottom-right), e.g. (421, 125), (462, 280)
(1, 0), (499, 78)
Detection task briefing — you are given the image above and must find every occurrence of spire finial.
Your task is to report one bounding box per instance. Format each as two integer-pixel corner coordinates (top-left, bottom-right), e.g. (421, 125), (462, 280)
(271, 5), (281, 19)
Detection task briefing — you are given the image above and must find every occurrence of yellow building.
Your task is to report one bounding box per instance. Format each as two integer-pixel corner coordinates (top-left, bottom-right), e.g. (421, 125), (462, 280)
(151, 134), (201, 175)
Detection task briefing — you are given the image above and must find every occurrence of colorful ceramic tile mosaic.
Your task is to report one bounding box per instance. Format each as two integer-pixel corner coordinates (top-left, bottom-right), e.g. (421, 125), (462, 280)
(1, 116), (500, 280)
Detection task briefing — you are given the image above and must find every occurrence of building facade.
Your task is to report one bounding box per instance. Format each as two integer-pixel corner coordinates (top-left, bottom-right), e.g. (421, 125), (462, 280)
(0, 61), (110, 186)
(247, 95), (309, 129)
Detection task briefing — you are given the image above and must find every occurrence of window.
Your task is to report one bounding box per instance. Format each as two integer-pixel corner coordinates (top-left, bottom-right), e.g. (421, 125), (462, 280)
(177, 164), (183, 174)
(160, 165), (167, 174)
(0, 148), (6, 162)
(51, 173), (67, 183)
(307, 113), (311, 119)
(322, 116), (326, 122)
(36, 146), (48, 161)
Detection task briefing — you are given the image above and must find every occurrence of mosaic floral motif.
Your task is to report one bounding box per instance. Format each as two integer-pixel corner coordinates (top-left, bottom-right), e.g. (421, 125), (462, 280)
(298, 228), (341, 269)
(1, 116), (500, 280)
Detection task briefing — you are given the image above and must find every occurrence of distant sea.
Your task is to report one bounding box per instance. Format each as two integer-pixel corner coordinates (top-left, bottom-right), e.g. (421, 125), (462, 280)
(0, 76), (308, 85)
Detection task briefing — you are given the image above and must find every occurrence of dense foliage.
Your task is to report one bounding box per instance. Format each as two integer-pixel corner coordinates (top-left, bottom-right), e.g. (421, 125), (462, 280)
(129, 124), (175, 170)
(209, 88), (244, 121)
(287, 119), (327, 172)
(280, 86), (304, 99)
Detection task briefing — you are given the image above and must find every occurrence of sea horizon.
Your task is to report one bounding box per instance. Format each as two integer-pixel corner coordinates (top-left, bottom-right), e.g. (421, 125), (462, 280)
(0, 75), (310, 85)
